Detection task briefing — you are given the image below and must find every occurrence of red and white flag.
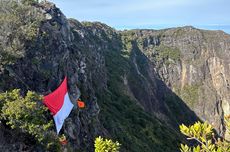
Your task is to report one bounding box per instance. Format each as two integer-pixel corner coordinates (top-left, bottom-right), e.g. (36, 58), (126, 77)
(43, 77), (73, 134)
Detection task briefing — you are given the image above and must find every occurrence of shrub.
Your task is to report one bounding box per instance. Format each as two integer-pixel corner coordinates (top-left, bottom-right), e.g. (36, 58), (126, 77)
(0, 89), (60, 150)
(95, 136), (121, 152)
(0, 0), (44, 67)
(179, 119), (230, 152)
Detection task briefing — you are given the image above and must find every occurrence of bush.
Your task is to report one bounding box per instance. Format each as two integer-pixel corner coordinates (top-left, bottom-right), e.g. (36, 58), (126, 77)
(0, 89), (60, 150)
(0, 0), (44, 67)
(95, 136), (121, 152)
(179, 119), (230, 152)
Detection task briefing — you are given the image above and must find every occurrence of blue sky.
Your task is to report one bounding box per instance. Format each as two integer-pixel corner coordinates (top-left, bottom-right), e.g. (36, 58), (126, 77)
(49, 0), (230, 34)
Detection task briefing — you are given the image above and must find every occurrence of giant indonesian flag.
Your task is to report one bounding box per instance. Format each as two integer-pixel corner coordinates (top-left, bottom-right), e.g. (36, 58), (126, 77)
(43, 77), (73, 134)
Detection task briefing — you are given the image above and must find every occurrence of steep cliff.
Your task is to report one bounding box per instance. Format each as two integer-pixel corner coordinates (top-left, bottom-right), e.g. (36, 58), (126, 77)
(122, 27), (230, 138)
(0, 1), (229, 152)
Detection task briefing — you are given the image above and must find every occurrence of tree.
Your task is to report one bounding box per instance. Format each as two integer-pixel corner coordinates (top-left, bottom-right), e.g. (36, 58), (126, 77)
(179, 119), (230, 152)
(95, 136), (121, 152)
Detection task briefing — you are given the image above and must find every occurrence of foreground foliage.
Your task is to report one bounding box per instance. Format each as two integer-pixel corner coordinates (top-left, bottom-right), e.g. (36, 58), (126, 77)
(95, 136), (121, 152)
(180, 119), (230, 152)
(0, 89), (60, 150)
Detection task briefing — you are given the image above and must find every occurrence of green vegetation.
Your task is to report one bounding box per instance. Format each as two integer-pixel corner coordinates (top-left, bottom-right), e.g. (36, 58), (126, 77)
(179, 118), (230, 152)
(82, 21), (94, 27)
(174, 28), (186, 37)
(0, 0), (44, 67)
(153, 45), (181, 64)
(94, 136), (121, 152)
(0, 89), (60, 151)
(21, 0), (38, 5)
(226, 115), (230, 134)
(173, 84), (200, 108)
(98, 90), (180, 152)
(164, 93), (196, 125)
(121, 31), (136, 51)
(96, 49), (181, 152)
(179, 85), (200, 107)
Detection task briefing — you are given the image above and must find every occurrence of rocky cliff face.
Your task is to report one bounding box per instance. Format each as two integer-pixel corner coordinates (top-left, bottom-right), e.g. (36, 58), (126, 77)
(123, 27), (230, 138)
(0, 1), (230, 152)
